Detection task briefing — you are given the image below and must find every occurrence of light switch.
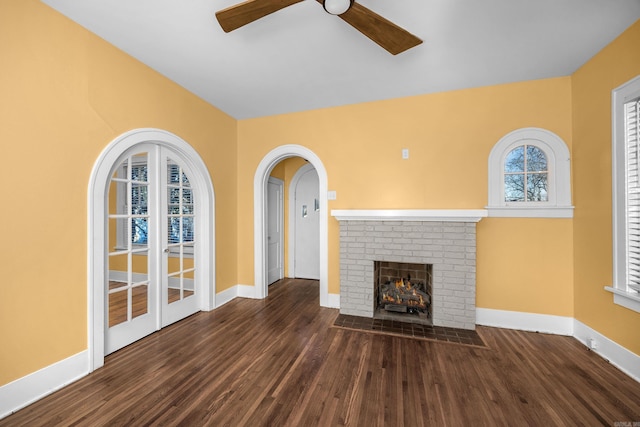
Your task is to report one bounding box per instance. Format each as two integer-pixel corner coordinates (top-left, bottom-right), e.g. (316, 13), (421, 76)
(402, 148), (409, 159)
(327, 191), (337, 200)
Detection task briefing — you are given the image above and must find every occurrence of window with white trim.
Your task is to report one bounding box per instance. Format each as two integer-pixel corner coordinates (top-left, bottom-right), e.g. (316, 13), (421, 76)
(487, 127), (573, 218)
(608, 75), (640, 313)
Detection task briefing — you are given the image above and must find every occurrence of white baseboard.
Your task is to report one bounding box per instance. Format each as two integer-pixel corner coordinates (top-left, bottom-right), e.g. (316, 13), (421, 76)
(325, 293), (340, 309)
(573, 319), (640, 382)
(476, 307), (640, 383)
(476, 307), (573, 335)
(0, 351), (89, 420)
(215, 285), (237, 307)
(215, 284), (259, 308)
(237, 284), (259, 299)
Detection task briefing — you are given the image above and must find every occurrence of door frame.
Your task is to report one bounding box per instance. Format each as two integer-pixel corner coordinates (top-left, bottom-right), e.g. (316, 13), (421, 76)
(253, 145), (329, 306)
(288, 163), (319, 279)
(267, 176), (284, 284)
(88, 128), (215, 371)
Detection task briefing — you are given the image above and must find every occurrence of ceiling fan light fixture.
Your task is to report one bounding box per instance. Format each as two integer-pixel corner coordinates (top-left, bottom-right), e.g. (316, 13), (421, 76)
(323, 0), (352, 15)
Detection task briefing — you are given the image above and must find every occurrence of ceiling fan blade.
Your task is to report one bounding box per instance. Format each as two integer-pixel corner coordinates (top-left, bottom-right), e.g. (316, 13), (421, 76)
(319, 1), (422, 55)
(216, 0), (304, 33)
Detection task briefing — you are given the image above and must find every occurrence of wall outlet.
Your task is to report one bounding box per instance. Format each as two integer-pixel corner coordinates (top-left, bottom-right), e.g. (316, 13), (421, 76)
(588, 338), (598, 349)
(402, 148), (409, 159)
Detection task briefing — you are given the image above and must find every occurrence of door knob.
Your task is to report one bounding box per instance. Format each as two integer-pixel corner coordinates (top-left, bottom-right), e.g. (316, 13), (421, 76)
(163, 248), (170, 253)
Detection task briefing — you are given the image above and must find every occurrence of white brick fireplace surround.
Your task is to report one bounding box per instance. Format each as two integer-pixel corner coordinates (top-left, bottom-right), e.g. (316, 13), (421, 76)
(331, 210), (487, 330)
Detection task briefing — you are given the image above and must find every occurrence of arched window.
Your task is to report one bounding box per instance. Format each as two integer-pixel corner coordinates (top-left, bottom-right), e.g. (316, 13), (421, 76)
(504, 144), (548, 202)
(487, 127), (573, 218)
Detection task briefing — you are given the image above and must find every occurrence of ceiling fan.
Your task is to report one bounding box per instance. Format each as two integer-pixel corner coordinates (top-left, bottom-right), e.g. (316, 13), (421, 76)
(215, 0), (422, 55)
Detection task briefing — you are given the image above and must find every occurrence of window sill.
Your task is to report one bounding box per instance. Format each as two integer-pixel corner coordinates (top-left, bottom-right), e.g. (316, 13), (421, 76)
(605, 286), (640, 313)
(486, 206), (574, 218)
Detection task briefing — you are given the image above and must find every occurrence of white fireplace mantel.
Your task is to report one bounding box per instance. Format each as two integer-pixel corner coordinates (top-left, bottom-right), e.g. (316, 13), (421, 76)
(331, 209), (488, 223)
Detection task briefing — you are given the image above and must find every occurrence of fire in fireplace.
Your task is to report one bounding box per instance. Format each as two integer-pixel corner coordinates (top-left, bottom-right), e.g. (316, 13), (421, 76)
(380, 276), (429, 313)
(374, 261), (432, 323)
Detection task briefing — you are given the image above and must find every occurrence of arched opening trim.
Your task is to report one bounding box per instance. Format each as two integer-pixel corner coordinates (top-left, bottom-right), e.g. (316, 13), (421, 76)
(253, 145), (331, 306)
(88, 128), (215, 371)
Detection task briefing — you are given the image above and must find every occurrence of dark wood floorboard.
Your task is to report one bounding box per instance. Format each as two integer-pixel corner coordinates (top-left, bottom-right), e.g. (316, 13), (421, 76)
(2, 278), (640, 426)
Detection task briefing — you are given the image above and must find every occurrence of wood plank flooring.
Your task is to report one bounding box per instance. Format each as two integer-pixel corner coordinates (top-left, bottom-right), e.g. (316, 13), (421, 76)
(2, 278), (640, 426)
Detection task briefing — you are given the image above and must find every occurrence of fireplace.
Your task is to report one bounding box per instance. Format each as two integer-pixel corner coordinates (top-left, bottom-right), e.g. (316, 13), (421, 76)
(374, 261), (432, 324)
(332, 209), (487, 330)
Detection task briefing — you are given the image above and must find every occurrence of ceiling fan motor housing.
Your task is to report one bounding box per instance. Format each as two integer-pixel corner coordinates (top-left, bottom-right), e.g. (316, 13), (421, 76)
(323, 0), (354, 15)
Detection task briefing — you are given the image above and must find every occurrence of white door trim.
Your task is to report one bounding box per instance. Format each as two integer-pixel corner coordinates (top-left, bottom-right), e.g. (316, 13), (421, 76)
(288, 163), (319, 278)
(88, 128), (215, 372)
(267, 176), (284, 284)
(254, 145), (329, 306)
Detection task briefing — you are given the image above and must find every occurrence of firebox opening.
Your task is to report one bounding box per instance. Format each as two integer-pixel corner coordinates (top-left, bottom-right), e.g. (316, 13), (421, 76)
(374, 261), (432, 324)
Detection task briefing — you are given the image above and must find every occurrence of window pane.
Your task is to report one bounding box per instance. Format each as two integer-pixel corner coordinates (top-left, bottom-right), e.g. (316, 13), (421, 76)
(183, 217), (195, 242)
(527, 173), (548, 201)
(131, 284), (148, 320)
(505, 174), (525, 201)
(169, 187), (180, 204)
(168, 218), (181, 243)
(132, 218), (148, 244)
(168, 164), (180, 184)
(131, 184), (148, 215)
(131, 163), (147, 182)
(505, 146), (524, 172)
(527, 146), (548, 172)
(109, 217), (126, 252)
(182, 189), (193, 214)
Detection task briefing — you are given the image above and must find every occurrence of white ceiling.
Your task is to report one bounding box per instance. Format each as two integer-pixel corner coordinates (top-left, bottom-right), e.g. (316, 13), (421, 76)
(41, 0), (640, 120)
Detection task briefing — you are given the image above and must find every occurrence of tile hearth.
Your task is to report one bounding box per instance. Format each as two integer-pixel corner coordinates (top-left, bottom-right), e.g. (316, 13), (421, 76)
(333, 314), (486, 347)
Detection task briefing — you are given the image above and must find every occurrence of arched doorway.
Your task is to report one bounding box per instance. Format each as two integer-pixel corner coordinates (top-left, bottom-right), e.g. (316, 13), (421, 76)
(253, 145), (329, 306)
(88, 129), (215, 371)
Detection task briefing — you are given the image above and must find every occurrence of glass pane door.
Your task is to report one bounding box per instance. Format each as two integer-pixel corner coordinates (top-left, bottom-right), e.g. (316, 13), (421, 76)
(106, 151), (157, 354)
(161, 156), (198, 326)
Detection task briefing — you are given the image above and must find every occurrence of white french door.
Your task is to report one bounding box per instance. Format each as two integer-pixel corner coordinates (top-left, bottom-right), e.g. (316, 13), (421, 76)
(106, 144), (199, 354)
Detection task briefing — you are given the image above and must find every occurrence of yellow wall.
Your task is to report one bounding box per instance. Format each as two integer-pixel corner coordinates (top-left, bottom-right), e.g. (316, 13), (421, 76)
(0, 0), (237, 386)
(237, 78), (575, 315)
(572, 20), (640, 355)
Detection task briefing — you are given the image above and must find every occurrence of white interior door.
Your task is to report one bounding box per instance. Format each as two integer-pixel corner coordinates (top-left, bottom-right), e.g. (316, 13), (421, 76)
(267, 177), (283, 285)
(161, 155), (199, 326)
(106, 147), (156, 354)
(293, 167), (320, 280)
(106, 145), (199, 354)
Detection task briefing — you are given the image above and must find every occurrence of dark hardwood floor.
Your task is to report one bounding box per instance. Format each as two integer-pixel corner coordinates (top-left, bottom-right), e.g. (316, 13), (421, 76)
(2, 278), (640, 426)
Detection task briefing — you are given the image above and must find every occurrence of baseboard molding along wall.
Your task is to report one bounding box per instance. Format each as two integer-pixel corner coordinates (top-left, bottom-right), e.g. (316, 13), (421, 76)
(216, 285), (340, 309)
(573, 319), (640, 383)
(476, 307), (574, 335)
(0, 350), (89, 420)
(477, 307), (640, 383)
(326, 293), (340, 309)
